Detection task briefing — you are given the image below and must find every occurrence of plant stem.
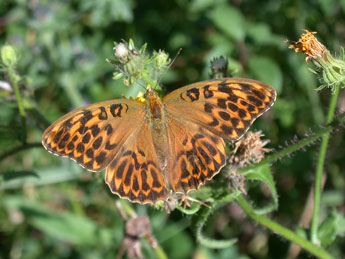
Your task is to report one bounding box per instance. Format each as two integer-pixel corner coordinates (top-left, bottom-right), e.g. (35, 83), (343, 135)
(310, 85), (340, 244)
(0, 142), (42, 161)
(239, 110), (345, 174)
(237, 195), (334, 259)
(8, 66), (27, 142)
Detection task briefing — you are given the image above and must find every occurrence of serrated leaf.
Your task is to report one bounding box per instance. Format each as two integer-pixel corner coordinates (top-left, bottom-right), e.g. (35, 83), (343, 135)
(244, 163), (278, 214)
(208, 5), (245, 41)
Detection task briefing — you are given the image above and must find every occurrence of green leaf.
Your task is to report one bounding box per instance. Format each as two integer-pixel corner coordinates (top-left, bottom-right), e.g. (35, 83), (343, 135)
(0, 166), (82, 190)
(244, 164), (278, 214)
(247, 56), (283, 94)
(246, 23), (273, 45)
(208, 5), (245, 41)
(318, 211), (345, 246)
(2, 170), (39, 181)
(3, 196), (113, 246)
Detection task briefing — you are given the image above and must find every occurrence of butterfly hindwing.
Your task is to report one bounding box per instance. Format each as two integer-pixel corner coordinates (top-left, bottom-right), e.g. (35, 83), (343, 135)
(165, 117), (226, 193)
(164, 78), (276, 141)
(105, 122), (168, 204)
(42, 99), (145, 172)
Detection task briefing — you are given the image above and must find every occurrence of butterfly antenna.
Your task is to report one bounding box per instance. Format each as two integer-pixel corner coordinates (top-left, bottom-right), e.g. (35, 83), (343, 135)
(158, 48), (182, 85)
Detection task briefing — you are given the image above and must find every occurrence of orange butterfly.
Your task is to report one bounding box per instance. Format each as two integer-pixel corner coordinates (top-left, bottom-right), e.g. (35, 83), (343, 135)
(42, 78), (276, 204)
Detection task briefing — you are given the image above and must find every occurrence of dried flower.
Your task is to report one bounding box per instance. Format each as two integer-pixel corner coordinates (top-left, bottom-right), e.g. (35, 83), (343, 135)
(114, 42), (129, 63)
(227, 131), (271, 194)
(286, 30), (345, 92)
(229, 131), (270, 169)
(286, 30), (326, 63)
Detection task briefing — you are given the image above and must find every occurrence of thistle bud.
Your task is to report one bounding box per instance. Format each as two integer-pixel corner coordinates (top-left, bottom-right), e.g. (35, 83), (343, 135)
(152, 50), (170, 71)
(210, 56), (229, 78)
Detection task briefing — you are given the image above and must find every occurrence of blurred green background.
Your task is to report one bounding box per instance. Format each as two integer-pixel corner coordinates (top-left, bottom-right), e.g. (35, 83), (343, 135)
(1, 0), (345, 258)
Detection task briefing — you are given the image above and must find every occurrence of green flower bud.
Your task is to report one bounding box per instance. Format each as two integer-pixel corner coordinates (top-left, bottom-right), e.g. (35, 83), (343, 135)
(152, 50), (170, 71)
(1, 45), (18, 67)
(113, 72), (123, 80)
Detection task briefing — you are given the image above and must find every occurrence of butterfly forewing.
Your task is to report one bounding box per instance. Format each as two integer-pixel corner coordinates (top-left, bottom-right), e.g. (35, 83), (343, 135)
(163, 78), (276, 141)
(42, 99), (145, 172)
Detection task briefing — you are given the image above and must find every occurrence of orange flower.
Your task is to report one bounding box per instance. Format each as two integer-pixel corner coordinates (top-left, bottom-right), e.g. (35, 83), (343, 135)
(286, 30), (326, 63)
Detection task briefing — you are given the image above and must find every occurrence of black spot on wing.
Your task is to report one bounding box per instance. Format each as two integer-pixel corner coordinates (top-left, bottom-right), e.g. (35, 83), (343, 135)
(248, 95), (263, 106)
(110, 104), (123, 117)
(151, 168), (161, 188)
(105, 141), (117, 150)
(220, 124), (233, 135)
(95, 151), (106, 165)
(80, 111), (93, 125)
(91, 125), (100, 137)
(105, 124), (113, 135)
(86, 149), (94, 158)
(98, 107), (108, 120)
(203, 85), (214, 98)
(116, 160), (127, 179)
(92, 137), (102, 149)
(186, 88), (200, 102)
(124, 164), (134, 186)
(252, 89), (266, 100)
(82, 132), (91, 144)
(58, 133), (70, 149)
(54, 129), (64, 143)
(76, 143), (85, 153)
(218, 111), (230, 121)
(204, 103), (213, 113)
(238, 109), (247, 119)
(217, 98), (227, 109)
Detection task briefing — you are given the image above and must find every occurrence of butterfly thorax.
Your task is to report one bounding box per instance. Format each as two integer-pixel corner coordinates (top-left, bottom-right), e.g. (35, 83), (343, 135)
(144, 87), (170, 179)
(145, 88), (165, 132)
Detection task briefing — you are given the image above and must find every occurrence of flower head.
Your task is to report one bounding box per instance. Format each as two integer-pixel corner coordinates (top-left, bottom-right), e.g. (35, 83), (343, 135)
(286, 30), (326, 63)
(286, 30), (345, 92)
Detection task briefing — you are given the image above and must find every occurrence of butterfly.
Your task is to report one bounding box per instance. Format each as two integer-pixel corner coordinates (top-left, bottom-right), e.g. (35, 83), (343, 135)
(42, 78), (276, 204)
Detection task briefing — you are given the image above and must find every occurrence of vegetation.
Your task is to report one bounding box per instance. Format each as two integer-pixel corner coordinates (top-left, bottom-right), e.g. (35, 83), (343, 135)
(1, 1), (344, 258)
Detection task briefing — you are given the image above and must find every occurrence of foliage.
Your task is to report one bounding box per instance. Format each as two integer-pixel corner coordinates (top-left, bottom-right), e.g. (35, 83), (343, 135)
(1, 0), (345, 258)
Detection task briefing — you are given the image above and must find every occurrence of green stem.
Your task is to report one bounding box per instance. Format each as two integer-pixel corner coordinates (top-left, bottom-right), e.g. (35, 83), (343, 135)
(0, 142), (42, 161)
(196, 206), (237, 249)
(8, 66), (27, 142)
(311, 85), (340, 244)
(237, 195), (334, 259)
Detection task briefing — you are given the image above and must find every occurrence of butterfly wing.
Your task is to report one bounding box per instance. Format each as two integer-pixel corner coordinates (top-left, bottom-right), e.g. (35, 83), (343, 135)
(162, 77), (276, 193)
(42, 99), (145, 172)
(163, 77), (276, 141)
(105, 121), (168, 204)
(165, 116), (226, 193)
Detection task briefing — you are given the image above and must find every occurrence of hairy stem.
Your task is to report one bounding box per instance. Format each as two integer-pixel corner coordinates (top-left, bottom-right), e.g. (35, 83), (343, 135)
(311, 85), (340, 244)
(239, 110), (345, 174)
(237, 195), (334, 259)
(0, 142), (42, 161)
